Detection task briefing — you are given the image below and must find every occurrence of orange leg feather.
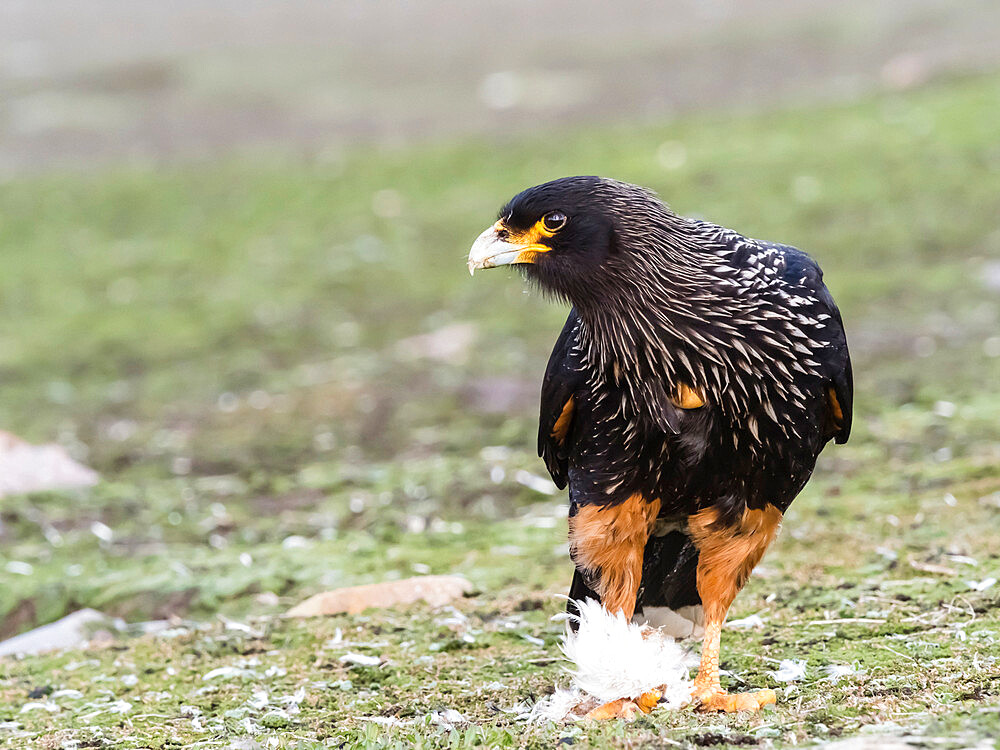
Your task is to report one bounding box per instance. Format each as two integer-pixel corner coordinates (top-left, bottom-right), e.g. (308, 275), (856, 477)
(570, 495), (662, 719)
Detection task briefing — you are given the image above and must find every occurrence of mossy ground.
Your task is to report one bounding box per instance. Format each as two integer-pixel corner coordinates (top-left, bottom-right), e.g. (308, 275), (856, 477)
(1, 73), (999, 748)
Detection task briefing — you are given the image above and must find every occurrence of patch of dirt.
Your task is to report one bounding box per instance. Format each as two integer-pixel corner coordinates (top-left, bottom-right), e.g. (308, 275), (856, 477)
(0, 598), (37, 641)
(251, 488), (325, 516)
(104, 587), (199, 621)
(691, 733), (759, 747)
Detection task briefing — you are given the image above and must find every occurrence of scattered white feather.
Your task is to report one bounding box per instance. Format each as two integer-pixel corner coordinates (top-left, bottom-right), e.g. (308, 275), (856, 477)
(263, 664), (287, 678)
(358, 716), (404, 726)
(823, 664), (857, 681)
(947, 554), (977, 566)
(240, 716), (260, 735)
(532, 598), (693, 722)
(220, 615), (263, 637)
(966, 577), (996, 592)
(564, 599), (692, 704)
(202, 666), (244, 681)
(106, 700), (132, 715)
(769, 659), (807, 682)
(51, 689), (83, 700)
(532, 687), (592, 723)
(727, 613), (765, 630)
(339, 652), (381, 666)
(282, 687), (307, 705)
(20, 701), (60, 714)
(431, 708), (467, 728)
(4, 561), (33, 576)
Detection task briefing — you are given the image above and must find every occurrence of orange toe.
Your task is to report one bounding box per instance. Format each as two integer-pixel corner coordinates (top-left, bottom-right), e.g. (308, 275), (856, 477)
(585, 689), (662, 720)
(586, 698), (637, 720)
(694, 688), (776, 713)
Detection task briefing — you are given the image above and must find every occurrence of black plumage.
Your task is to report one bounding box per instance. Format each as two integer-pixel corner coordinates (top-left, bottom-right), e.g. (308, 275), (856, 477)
(468, 175), (852, 712)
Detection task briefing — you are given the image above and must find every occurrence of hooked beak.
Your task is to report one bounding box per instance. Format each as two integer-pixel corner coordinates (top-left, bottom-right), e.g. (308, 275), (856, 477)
(467, 223), (540, 276)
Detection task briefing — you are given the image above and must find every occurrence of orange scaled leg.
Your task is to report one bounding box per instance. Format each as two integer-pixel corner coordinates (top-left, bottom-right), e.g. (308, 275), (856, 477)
(688, 505), (782, 713)
(691, 616), (776, 712)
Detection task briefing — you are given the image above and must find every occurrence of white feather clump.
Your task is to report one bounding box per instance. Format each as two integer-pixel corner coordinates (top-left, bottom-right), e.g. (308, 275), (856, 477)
(531, 598), (693, 722)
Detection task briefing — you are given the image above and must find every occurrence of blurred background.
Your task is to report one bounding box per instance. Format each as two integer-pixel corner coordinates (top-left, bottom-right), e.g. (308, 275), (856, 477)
(2, 1), (1000, 744)
(4, 0), (1000, 173)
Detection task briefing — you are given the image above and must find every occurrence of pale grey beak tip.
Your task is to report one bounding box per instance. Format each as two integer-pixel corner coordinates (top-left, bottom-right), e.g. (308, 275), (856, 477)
(467, 224), (521, 277)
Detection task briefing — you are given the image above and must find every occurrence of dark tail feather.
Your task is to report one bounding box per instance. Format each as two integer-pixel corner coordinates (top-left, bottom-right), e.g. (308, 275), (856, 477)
(566, 529), (700, 630)
(637, 530), (701, 613)
(566, 570), (600, 632)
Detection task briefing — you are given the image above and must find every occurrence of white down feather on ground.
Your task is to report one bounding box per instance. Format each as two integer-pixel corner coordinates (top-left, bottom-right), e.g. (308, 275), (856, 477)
(531, 598), (696, 722)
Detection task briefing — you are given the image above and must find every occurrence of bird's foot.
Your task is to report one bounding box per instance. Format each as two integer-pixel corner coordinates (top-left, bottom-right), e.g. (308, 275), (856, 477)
(584, 689), (661, 721)
(690, 684), (776, 713)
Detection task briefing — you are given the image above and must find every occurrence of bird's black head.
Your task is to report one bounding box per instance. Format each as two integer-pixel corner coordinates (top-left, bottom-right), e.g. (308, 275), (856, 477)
(468, 176), (671, 304)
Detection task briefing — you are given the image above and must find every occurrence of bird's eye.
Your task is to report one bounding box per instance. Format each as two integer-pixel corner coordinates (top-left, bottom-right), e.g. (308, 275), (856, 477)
(542, 212), (567, 232)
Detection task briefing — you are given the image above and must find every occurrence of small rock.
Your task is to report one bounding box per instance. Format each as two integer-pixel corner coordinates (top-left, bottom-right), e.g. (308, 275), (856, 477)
(287, 575), (471, 617)
(0, 430), (99, 498)
(27, 686), (51, 699)
(0, 609), (109, 657)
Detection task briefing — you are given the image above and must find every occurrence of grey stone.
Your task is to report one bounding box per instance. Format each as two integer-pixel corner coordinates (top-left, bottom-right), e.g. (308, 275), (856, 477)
(0, 430), (98, 498)
(0, 609), (108, 657)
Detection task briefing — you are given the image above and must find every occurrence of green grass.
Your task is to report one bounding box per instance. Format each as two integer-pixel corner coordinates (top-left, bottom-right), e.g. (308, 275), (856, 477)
(2, 72), (1000, 748)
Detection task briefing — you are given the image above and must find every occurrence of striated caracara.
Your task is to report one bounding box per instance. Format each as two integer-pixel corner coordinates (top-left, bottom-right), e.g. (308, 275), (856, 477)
(468, 176), (852, 715)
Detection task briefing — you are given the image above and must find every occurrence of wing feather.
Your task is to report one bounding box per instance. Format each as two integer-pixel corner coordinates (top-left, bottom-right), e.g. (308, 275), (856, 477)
(538, 309), (585, 488)
(768, 241), (853, 443)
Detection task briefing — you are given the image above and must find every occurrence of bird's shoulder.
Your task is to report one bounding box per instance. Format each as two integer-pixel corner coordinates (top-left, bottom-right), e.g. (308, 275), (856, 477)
(697, 222), (854, 442)
(697, 222), (823, 290)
